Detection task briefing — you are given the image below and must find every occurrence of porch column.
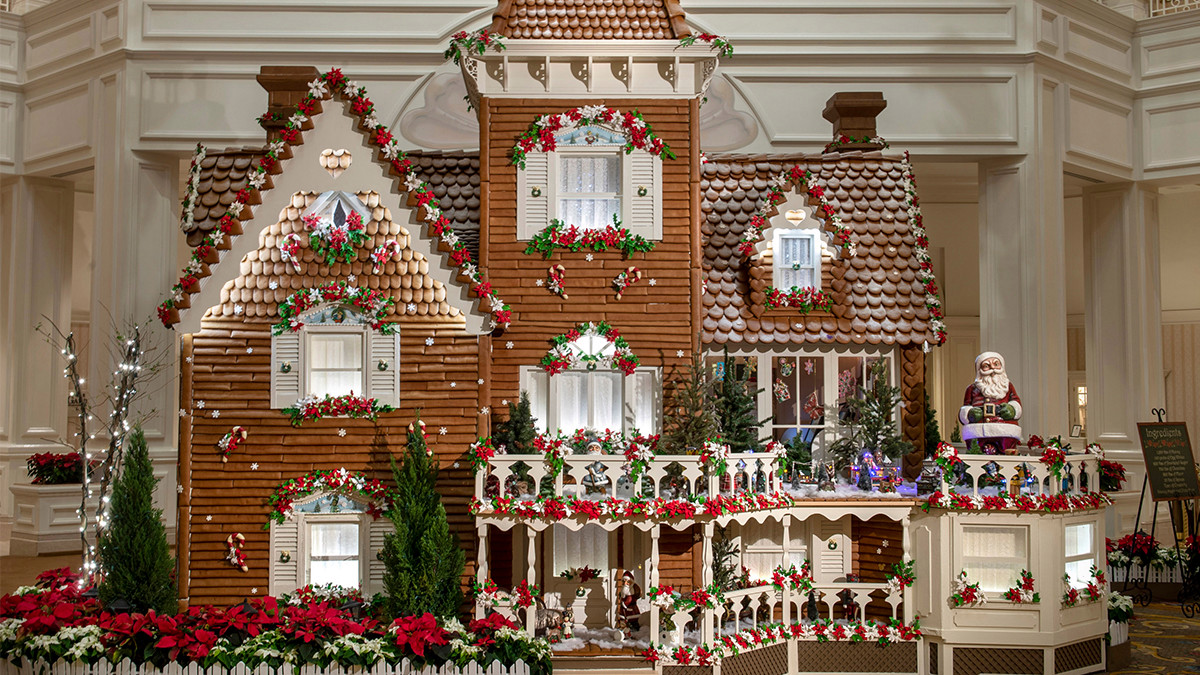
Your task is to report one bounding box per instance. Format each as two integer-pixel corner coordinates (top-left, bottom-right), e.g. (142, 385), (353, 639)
(0, 176), (75, 555)
(781, 515), (791, 624)
(901, 514), (912, 623)
(476, 523), (489, 619)
(525, 525), (537, 636)
(701, 522), (715, 642)
(1082, 183), (1165, 530)
(650, 524), (660, 642)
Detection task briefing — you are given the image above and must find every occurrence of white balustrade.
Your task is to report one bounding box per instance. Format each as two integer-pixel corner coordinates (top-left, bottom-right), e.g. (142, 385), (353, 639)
(949, 452), (1100, 499)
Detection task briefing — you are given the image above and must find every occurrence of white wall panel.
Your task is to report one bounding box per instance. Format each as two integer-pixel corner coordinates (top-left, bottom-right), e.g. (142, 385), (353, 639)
(138, 71), (266, 143)
(727, 73), (1019, 147)
(99, 5), (123, 47)
(1143, 97), (1200, 173)
(1066, 88), (1132, 170)
(0, 95), (15, 168)
(25, 15), (92, 73)
(1064, 18), (1134, 78)
(24, 83), (91, 163)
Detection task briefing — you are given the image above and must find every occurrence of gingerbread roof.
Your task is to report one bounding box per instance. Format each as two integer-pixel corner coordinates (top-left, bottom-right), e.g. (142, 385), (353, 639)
(208, 190), (462, 323)
(489, 0), (688, 39)
(183, 150), (482, 257)
(700, 151), (940, 348)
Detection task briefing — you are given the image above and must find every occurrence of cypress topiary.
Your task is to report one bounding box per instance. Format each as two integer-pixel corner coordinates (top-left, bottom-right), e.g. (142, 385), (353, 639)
(493, 391), (538, 454)
(381, 416), (464, 620)
(662, 352), (718, 454)
(712, 351), (767, 453)
(96, 426), (177, 613)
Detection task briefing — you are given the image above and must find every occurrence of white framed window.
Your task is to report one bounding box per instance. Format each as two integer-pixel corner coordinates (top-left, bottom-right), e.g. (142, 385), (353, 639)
(1064, 521), (1097, 589)
(773, 229), (820, 291)
(521, 366), (660, 436)
(961, 524), (1029, 593)
(552, 524), (611, 575)
(517, 124), (662, 240)
(271, 308), (401, 408)
(306, 328), (365, 398)
(308, 520), (362, 588)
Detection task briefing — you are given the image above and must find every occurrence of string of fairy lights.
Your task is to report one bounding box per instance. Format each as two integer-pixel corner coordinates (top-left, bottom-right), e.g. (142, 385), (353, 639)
(60, 327), (145, 584)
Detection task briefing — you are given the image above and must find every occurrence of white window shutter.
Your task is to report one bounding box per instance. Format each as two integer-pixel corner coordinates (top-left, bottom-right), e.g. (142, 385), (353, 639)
(271, 331), (302, 409)
(517, 151), (555, 239)
(812, 517), (852, 583)
(269, 517), (301, 596)
(368, 330), (401, 407)
(623, 151), (662, 239)
(366, 517), (393, 596)
(624, 367), (661, 434)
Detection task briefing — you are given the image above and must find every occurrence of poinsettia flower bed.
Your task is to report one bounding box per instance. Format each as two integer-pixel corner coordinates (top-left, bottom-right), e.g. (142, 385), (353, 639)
(0, 569), (550, 673)
(524, 219), (655, 259)
(282, 394), (395, 427)
(159, 68), (511, 331)
(265, 468), (398, 528)
(25, 452), (84, 485)
(273, 281), (396, 336)
(763, 286), (833, 313)
(469, 491), (796, 523)
(922, 490), (1111, 513)
(511, 105), (675, 170)
(642, 617), (922, 665)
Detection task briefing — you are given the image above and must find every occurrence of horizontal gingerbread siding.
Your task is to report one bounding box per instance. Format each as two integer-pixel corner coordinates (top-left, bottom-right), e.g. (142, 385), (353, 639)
(480, 96), (700, 425)
(851, 516), (904, 621)
(658, 525), (698, 590)
(178, 318), (483, 607)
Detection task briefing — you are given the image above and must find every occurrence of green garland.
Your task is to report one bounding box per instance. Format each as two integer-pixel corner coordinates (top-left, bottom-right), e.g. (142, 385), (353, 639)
(524, 218), (655, 259)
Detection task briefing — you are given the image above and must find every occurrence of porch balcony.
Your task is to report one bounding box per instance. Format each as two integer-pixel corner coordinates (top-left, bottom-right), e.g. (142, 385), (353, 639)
(941, 449), (1102, 500)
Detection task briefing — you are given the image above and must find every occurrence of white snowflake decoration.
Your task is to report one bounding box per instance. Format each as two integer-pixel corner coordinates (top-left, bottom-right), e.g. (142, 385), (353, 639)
(585, 253), (594, 262)
(450, 382), (457, 388)
(407, 303), (418, 313)
(649, 278), (657, 286)
(205, 515), (212, 522)
(505, 341), (514, 349)
(439, 427), (448, 435)
(477, 378), (484, 385)
(250, 463), (259, 471)
(676, 350), (685, 358)
(211, 410), (220, 419)
(246, 347), (253, 354)
(425, 337), (435, 346)
(347, 274), (357, 283)
(196, 400), (206, 409)
(480, 407), (490, 415)
(233, 304), (244, 315)
(179, 409), (188, 418)
(269, 281), (279, 290)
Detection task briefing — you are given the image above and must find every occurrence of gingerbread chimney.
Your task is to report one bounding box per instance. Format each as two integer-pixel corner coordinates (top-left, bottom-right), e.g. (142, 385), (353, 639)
(256, 66), (322, 141)
(822, 92), (888, 151)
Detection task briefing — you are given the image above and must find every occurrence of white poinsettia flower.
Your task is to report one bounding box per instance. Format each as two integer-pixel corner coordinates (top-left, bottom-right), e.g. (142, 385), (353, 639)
(268, 140), (286, 154)
(557, 113), (574, 129)
(404, 175), (424, 192)
(288, 113), (307, 127)
(342, 80), (360, 95)
(229, 201), (244, 214)
(363, 114), (380, 129)
(424, 207), (442, 221)
(443, 231), (459, 247)
(248, 171), (267, 189)
(536, 115), (552, 127)
(211, 231), (225, 245)
(580, 104), (606, 120)
(307, 78), (328, 98)
(382, 140), (400, 159)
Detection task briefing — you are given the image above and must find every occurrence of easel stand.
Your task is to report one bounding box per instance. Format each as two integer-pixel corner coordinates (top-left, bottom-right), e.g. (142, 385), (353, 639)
(1123, 474), (1157, 607)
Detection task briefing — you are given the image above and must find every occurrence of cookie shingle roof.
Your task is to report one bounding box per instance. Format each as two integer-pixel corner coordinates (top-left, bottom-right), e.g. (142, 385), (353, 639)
(209, 191), (461, 322)
(182, 150), (482, 258)
(701, 151), (938, 348)
(489, 0), (688, 39)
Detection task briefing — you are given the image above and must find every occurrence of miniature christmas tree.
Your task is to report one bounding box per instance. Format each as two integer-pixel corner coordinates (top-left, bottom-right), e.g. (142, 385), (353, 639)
(711, 525), (740, 591)
(493, 391), (538, 454)
(712, 351), (766, 453)
(924, 391), (942, 456)
(96, 427), (177, 613)
(828, 359), (912, 473)
(662, 352), (718, 454)
(381, 416), (465, 619)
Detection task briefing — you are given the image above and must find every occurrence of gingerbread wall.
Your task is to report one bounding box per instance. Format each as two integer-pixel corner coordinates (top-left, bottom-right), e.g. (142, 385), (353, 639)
(177, 317), (483, 607)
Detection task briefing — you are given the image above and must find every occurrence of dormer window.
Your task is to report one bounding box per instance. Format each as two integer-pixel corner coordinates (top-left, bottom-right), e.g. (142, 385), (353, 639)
(518, 122), (662, 240)
(774, 230), (819, 291)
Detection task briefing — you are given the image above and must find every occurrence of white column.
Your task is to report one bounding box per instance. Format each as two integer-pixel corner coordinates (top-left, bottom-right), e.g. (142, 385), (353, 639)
(1082, 183), (1165, 529)
(977, 77), (1069, 438)
(476, 523), (489, 620)
(525, 525), (537, 636)
(701, 522), (715, 642)
(0, 176), (76, 553)
(650, 524), (660, 642)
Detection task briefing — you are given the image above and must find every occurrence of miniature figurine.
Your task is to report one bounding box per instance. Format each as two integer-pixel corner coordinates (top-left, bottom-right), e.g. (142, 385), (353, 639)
(818, 461), (837, 491)
(615, 570), (643, 636)
(959, 352), (1022, 453)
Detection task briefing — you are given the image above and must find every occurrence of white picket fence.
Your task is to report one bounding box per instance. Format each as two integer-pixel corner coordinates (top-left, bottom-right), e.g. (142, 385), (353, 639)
(0, 660), (531, 675)
(1110, 566), (1186, 584)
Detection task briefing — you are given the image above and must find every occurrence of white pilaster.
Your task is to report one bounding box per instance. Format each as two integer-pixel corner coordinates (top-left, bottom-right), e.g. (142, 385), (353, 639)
(1082, 183), (1165, 529)
(0, 176), (76, 551)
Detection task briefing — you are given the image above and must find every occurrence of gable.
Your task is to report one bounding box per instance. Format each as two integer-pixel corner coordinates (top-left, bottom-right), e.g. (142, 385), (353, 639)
(165, 75), (495, 336)
(490, 0), (688, 39)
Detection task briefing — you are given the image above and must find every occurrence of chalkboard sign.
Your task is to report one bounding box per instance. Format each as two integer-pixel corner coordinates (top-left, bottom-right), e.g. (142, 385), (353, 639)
(1136, 423), (1200, 502)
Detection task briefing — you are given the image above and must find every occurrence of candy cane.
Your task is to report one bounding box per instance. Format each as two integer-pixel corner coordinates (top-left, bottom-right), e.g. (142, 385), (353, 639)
(546, 264), (568, 299)
(613, 266), (642, 300)
(225, 532), (248, 572)
(217, 425), (249, 463)
(279, 233), (303, 271)
(371, 240), (402, 273)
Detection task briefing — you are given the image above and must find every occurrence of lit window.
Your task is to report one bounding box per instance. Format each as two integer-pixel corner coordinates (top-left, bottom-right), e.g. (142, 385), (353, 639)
(553, 525), (610, 574)
(522, 365), (659, 435)
(1064, 522), (1096, 589)
(559, 152), (622, 230)
(308, 522), (361, 588)
(774, 230), (819, 290)
(961, 524), (1029, 593)
(307, 331), (365, 398)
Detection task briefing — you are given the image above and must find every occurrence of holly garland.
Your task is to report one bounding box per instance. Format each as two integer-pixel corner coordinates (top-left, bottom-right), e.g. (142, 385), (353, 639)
(470, 490), (796, 522)
(180, 143), (207, 233)
(923, 490), (1111, 514)
(473, 429), (660, 482)
(444, 28), (505, 66)
(264, 467), (398, 528)
(302, 210), (369, 265)
(524, 218), (655, 259)
(823, 134), (890, 153)
(884, 560), (916, 596)
(648, 581), (725, 611)
(642, 617), (923, 665)
(770, 561), (814, 594)
(282, 393), (395, 428)
(272, 281), (397, 336)
(511, 104), (676, 170)
(949, 571), (985, 608)
(701, 437), (731, 476)
(764, 286), (833, 313)
(677, 33), (734, 59)
(159, 68), (511, 331)
(216, 426), (248, 463)
(1004, 570), (1039, 604)
(541, 321), (640, 376)
(899, 153), (946, 345)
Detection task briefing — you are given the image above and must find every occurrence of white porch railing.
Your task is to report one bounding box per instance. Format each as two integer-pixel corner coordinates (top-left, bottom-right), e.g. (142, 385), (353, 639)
(0, 660), (531, 675)
(476, 452), (782, 503)
(1151, 0), (1200, 16)
(947, 451), (1100, 498)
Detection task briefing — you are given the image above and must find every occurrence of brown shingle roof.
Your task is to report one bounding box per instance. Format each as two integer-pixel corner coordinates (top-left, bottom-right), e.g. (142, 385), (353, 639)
(700, 151), (940, 348)
(182, 150), (482, 258)
(209, 190), (462, 322)
(489, 0), (688, 40)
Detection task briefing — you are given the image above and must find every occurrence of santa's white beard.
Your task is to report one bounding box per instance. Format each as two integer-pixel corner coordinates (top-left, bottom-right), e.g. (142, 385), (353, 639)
(976, 372), (1009, 401)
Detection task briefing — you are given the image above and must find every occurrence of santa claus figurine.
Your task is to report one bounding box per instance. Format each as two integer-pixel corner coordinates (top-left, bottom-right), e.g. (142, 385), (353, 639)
(958, 352), (1023, 453)
(615, 570), (643, 635)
